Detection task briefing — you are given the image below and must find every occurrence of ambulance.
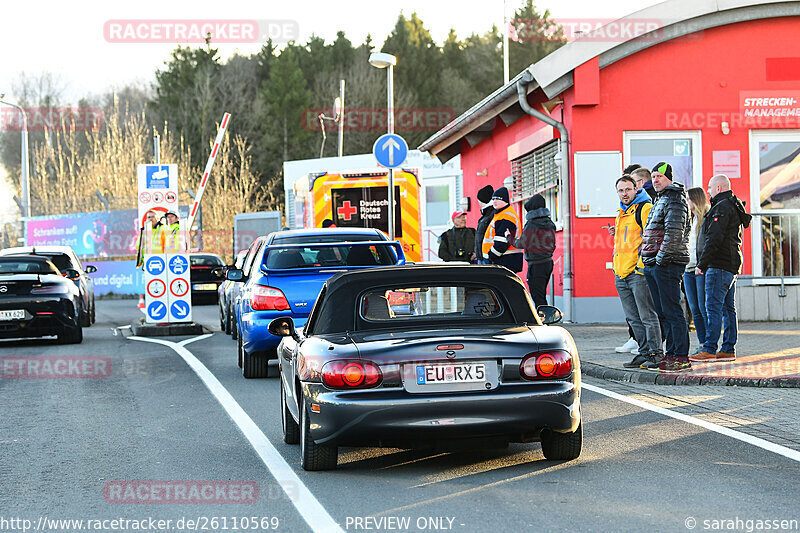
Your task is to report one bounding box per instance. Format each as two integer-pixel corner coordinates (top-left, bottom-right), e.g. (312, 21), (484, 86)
(292, 169), (422, 262)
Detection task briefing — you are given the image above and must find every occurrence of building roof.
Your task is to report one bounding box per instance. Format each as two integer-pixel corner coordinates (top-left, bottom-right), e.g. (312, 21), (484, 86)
(418, 0), (800, 162)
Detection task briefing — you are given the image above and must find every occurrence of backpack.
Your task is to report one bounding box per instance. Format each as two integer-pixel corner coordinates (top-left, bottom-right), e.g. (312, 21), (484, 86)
(634, 202), (645, 230)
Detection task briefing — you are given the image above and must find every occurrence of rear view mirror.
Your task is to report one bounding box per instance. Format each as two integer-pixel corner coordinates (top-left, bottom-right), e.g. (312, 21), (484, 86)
(226, 268), (244, 281)
(537, 305), (563, 325)
(85, 265), (97, 274)
(64, 269), (81, 281)
(268, 317), (298, 340)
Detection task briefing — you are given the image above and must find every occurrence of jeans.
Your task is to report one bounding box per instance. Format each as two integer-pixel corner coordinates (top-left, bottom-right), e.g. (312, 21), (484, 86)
(615, 273), (663, 357)
(644, 263), (690, 358)
(527, 259), (553, 308)
(683, 271), (707, 346)
(703, 268), (738, 354)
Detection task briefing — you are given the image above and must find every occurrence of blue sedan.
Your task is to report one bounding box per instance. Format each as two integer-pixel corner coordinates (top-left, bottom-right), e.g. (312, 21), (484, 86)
(228, 228), (405, 378)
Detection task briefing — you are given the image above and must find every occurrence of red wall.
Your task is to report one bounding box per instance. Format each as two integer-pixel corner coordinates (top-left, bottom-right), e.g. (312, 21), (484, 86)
(459, 16), (800, 300)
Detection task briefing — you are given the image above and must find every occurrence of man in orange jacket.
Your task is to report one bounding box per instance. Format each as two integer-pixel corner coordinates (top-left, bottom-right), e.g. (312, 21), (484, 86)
(482, 187), (523, 273)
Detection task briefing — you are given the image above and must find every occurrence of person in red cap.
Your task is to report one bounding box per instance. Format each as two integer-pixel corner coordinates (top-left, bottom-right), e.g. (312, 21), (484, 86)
(438, 210), (476, 262)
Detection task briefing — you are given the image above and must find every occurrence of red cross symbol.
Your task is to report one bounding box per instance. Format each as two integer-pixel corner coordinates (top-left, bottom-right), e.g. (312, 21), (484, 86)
(337, 200), (357, 221)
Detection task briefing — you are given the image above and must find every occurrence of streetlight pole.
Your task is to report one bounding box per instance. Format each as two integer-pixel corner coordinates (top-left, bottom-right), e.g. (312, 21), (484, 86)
(0, 94), (31, 242)
(368, 52), (397, 240)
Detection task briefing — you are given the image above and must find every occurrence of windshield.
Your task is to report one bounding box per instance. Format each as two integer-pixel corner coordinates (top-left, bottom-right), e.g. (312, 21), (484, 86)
(263, 243), (399, 270)
(0, 259), (61, 275)
(360, 285), (503, 322)
(271, 233), (381, 244)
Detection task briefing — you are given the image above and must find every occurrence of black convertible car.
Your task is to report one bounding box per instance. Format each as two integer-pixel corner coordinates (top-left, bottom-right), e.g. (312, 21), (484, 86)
(0, 255), (83, 344)
(269, 263), (582, 471)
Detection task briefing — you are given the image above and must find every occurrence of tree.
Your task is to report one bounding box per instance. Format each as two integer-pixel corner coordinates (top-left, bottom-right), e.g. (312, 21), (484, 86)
(508, 0), (566, 78)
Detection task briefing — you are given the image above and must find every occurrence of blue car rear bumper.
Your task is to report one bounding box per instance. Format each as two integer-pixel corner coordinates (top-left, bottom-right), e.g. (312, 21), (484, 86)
(240, 310), (307, 355)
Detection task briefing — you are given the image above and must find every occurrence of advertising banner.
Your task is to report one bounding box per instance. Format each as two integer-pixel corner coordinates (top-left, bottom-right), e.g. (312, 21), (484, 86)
(90, 261), (145, 296)
(26, 209), (140, 258)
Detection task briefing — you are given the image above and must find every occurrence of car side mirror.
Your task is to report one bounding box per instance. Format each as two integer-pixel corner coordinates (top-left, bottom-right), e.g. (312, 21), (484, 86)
(226, 268), (244, 281)
(64, 268), (81, 281)
(211, 267), (224, 279)
(537, 305), (563, 325)
(268, 317), (299, 341)
(84, 265), (97, 274)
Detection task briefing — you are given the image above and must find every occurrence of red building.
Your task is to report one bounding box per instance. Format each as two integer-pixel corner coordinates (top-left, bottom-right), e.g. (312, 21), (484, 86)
(420, 0), (800, 322)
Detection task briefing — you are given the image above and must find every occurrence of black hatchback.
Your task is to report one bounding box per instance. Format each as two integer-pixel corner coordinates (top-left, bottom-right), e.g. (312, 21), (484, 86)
(190, 253), (225, 304)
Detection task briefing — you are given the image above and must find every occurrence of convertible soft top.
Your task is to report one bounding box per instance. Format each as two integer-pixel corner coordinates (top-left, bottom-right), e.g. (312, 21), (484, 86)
(312, 264), (538, 334)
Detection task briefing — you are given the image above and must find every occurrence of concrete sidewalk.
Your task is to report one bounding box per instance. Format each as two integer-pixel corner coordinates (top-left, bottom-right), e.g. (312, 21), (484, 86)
(564, 321), (800, 388)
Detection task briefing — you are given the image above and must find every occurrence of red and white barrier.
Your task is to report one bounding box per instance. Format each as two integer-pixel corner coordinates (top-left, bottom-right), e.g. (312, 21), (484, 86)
(186, 112), (231, 234)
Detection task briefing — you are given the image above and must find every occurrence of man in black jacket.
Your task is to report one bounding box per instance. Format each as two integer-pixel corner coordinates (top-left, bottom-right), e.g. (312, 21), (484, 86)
(474, 185), (494, 264)
(514, 194), (556, 307)
(438, 210), (476, 262)
(640, 162), (691, 373)
(691, 174), (751, 363)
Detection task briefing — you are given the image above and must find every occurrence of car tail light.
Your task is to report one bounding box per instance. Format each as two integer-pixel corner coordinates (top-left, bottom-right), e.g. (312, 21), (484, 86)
(322, 360), (382, 389)
(520, 350), (573, 380)
(31, 285), (67, 294)
(251, 285), (290, 311)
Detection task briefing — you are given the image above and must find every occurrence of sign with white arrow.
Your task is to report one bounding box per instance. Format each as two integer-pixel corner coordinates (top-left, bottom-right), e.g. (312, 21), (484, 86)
(373, 133), (408, 169)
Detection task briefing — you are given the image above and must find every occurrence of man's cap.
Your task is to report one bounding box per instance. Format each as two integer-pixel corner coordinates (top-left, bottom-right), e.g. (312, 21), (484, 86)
(491, 187), (510, 204)
(652, 162), (674, 180)
(477, 185), (494, 203)
(451, 210), (467, 221)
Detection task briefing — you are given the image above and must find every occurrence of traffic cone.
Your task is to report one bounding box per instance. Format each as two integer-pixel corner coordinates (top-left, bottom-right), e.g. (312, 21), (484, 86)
(137, 295), (145, 313)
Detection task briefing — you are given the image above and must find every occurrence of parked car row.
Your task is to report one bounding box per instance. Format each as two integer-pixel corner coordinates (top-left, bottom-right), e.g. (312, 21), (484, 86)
(217, 228), (582, 471)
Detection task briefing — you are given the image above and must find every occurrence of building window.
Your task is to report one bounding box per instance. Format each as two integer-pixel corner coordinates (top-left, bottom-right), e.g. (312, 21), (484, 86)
(623, 131), (703, 189)
(509, 140), (560, 222)
(749, 131), (800, 279)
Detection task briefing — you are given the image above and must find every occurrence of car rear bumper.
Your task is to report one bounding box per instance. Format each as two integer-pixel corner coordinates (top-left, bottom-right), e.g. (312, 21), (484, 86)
(301, 380), (581, 447)
(241, 312), (307, 354)
(0, 297), (78, 339)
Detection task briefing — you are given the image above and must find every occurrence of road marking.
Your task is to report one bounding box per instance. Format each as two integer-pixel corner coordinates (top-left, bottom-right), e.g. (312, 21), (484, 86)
(583, 382), (800, 464)
(131, 334), (344, 533)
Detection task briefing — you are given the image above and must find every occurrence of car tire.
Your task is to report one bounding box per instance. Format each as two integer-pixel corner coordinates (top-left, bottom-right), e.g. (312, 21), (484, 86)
(237, 335), (243, 368)
(281, 378), (300, 445)
(224, 305), (233, 335)
(231, 319), (238, 340)
(58, 325), (83, 345)
(90, 299), (96, 324)
(241, 336), (267, 378)
(299, 395), (337, 471)
(541, 422), (582, 461)
(219, 305), (225, 329)
(80, 305), (91, 327)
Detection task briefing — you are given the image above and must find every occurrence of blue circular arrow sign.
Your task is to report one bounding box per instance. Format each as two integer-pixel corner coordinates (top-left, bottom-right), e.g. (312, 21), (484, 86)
(170, 301), (191, 320)
(147, 301), (167, 321)
(373, 133), (408, 169)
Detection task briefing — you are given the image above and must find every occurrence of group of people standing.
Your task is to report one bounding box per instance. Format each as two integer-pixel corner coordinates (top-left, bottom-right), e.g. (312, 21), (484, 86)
(438, 184), (556, 308)
(611, 162), (751, 373)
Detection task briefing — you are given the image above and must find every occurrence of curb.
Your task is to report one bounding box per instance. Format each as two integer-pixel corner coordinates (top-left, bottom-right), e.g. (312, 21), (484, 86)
(130, 318), (207, 337)
(581, 362), (800, 388)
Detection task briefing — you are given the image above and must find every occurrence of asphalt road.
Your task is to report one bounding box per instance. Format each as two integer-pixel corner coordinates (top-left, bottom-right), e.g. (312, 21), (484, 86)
(1, 300), (798, 533)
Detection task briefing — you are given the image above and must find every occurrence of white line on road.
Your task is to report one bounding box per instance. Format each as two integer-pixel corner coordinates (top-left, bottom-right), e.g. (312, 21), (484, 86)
(583, 382), (800, 464)
(131, 334), (344, 533)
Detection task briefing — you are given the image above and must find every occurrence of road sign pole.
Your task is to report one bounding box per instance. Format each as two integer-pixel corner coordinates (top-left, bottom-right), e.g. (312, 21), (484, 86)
(387, 65), (395, 240)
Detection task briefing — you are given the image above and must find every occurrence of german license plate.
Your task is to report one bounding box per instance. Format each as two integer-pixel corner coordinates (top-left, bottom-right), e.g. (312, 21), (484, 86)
(193, 283), (217, 291)
(416, 363), (486, 385)
(0, 309), (25, 321)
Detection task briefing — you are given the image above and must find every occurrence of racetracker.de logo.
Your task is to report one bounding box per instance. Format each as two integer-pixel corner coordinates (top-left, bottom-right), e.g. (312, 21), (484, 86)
(302, 107), (456, 132)
(0, 107), (103, 132)
(1, 356), (111, 379)
(103, 19), (299, 44)
(103, 481), (258, 504)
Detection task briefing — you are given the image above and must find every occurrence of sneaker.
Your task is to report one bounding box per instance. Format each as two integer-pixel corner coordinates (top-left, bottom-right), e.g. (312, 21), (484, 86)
(659, 356), (692, 373)
(716, 351), (736, 362)
(631, 347), (639, 355)
(616, 338), (637, 353)
(623, 353), (649, 368)
(689, 350), (716, 362)
(640, 354), (661, 370)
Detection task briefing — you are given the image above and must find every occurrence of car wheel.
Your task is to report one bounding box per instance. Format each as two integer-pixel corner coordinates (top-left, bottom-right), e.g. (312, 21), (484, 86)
(58, 325), (83, 345)
(241, 336), (267, 378)
(90, 299), (96, 324)
(237, 335), (243, 368)
(80, 305), (91, 327)
(281, 378), (300, 445)
(224, 305), (232, 335)
(541, 422), (582, 461)
(299, 394), (337, 471)
(231, 319), (238, 340)
(219, 305), (225, 329)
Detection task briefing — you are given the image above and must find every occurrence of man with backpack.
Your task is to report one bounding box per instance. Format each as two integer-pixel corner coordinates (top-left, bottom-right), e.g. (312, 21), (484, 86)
(610, 175), (663, 369)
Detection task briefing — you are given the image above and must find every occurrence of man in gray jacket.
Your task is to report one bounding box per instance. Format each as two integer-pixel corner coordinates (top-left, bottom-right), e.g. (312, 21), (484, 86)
(640, 162), (692, 373)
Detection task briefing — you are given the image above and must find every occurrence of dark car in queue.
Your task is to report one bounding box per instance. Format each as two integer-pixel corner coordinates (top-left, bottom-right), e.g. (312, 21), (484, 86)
(189, 253), (225, 304)
(0, 255), (84, 344)
(269, 263), (581, 471)
(0, 246), (96, 327)
(218, 250), (248, 334)
(229, 227), (400, 379)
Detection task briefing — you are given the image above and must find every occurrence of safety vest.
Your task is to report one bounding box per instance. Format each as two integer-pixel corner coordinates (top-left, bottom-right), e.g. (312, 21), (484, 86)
(150, 226), (164, 253)
(159, 223), (181, 253)
(482, 207), (523, 258)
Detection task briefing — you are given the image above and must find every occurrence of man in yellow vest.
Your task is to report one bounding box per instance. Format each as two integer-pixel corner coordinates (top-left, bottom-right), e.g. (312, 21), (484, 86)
(482, 187), (524, 273)
(159, 211), (181, 253)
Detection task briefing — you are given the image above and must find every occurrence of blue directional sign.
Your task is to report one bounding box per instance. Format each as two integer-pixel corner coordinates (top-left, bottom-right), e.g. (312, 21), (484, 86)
(147, 301), (167, 322)
(170, 301), (191, 320)
(145, 256), (166, 276)
(168, 255), (189, 275)
(373, 133), (408, 169)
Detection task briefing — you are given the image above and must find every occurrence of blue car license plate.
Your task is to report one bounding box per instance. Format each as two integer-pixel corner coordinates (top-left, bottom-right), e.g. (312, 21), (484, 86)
(416, 363), (486, 385)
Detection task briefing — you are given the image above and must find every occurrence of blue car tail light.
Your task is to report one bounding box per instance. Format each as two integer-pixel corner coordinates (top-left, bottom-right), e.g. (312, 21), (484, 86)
(251, 285), (291, 311)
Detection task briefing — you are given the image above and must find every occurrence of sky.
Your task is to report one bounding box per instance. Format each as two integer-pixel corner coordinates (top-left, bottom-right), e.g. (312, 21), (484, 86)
(0, 0), (664, 224)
